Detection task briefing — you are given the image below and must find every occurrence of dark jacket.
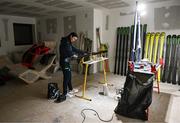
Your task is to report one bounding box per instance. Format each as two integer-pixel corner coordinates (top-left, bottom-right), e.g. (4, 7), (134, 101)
(59, 37), (84, 65)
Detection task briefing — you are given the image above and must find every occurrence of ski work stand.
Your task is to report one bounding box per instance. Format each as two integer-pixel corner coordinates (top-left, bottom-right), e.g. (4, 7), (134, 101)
(128, 60), (161, 93)
(75, 55), (108, 101)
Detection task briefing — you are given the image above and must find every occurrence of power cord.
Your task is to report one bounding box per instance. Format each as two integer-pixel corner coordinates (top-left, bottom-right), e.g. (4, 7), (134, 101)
(81, 108), (114, 123)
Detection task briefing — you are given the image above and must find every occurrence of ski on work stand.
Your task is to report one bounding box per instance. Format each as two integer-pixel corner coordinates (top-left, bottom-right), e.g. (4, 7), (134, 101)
(162, 35), (171, 82)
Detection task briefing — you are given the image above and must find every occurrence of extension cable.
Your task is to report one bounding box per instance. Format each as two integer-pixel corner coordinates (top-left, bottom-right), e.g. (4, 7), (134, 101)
(81, 108), (114, 123)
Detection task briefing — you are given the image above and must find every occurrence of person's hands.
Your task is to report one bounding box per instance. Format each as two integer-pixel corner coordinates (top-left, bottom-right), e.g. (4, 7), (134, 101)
(72, 54), (78, 59)
(84, 51), (91, 56)
(83, 52), (88, 56)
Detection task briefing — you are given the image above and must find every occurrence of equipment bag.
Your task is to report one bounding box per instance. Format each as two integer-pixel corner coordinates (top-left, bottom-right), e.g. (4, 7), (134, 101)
(114, 72), (154, 120)
(47, 83), (60, 99)
(0, 66), (11, 86)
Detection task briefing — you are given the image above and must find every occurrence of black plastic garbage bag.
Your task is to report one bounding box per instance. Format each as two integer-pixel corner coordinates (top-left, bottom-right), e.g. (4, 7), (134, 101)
(114, 72), (154, 120)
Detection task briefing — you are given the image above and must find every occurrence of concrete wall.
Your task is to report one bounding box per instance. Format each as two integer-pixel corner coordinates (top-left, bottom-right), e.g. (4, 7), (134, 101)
(108, 0), (180, 72)
(37, 9), (94, 71)
(93, 9), (111, 73)
(36, 16), (63, 45)
(0, 15), (36, 56)
(37, 8), (93, 45)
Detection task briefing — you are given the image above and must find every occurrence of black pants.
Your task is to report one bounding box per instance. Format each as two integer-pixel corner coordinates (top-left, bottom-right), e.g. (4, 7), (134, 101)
(61, 62), (73, 95)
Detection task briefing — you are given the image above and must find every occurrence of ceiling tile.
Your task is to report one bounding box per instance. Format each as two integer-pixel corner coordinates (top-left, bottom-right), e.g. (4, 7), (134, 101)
(35, 0), (51, 3)
(9, 4), (28, 8)
(87, 0), (123, 4)
(0, 1), (13, 6)
(23, 6), (46, 12)
(87, 0), (129, 9)
(148, 0), (170, 3)
(0, 0), (174, 17)
(63, 5), (82, 9)
(46, 10), (64, 14)
(56, 2), (82, 9)
(107, 3), (129, 9)
(10, 11), (45, 17)
(44, 0), (65, 6)
(0, 9), (9, 13)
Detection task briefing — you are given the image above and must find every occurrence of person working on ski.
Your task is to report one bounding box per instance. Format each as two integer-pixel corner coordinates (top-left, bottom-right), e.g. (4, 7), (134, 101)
(56, 32), (87, 102)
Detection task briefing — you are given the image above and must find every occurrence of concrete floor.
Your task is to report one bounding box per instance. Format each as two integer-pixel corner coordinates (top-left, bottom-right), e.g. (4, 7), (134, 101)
(0, 71), (180, 123)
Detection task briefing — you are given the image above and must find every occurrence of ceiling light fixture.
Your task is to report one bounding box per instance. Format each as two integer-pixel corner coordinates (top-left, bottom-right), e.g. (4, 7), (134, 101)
(137, 3), (146, 16)
(137, 3), (146, 12)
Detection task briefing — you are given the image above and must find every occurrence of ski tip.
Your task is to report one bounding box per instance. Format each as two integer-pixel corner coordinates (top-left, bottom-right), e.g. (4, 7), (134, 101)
(143, 24), (147, 27)
(155, 32), (160, 36)
(172, 35), (176, 38)
(161, 32), (166, 35)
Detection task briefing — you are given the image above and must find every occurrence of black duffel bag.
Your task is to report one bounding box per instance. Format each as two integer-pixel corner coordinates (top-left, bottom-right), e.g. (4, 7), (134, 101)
(114, 72), (154, 120)
(47, 83), (60, 99)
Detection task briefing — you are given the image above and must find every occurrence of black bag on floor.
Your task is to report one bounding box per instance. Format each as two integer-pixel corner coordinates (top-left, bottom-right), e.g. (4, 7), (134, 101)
(47, 83), (60, 99)
(0, 66), (11, 86)
(114, 72), (154, 120)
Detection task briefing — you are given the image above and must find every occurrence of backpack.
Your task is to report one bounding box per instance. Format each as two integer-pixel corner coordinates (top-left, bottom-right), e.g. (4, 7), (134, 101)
(47, 83), (60, 99)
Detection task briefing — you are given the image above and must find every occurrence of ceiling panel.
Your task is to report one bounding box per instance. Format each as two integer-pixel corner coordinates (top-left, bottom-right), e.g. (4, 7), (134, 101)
(148, 0), (171, 3)
(0, 1), (13, 6)
(107, 2), (129, 9)
(46, 10), (64, 14)
(9, 4), (28, 9)
(87, 0), (129, 8)
(10, 11), (45, 17)
(35, 0), (52, 3)
(56, 2), (83, 9)
(0, 0), (174, 17)
(44, 0), (65, 6)
(23, 6), (46, 12)
(0, 9), (10, 14)
(88, 0), (123, 4)
(65, 5), (82, 9)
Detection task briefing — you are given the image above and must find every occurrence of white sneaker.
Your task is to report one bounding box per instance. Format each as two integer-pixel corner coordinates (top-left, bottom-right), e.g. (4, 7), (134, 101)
(66, 93), (74, 98)
(68, 88), (78, 94)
